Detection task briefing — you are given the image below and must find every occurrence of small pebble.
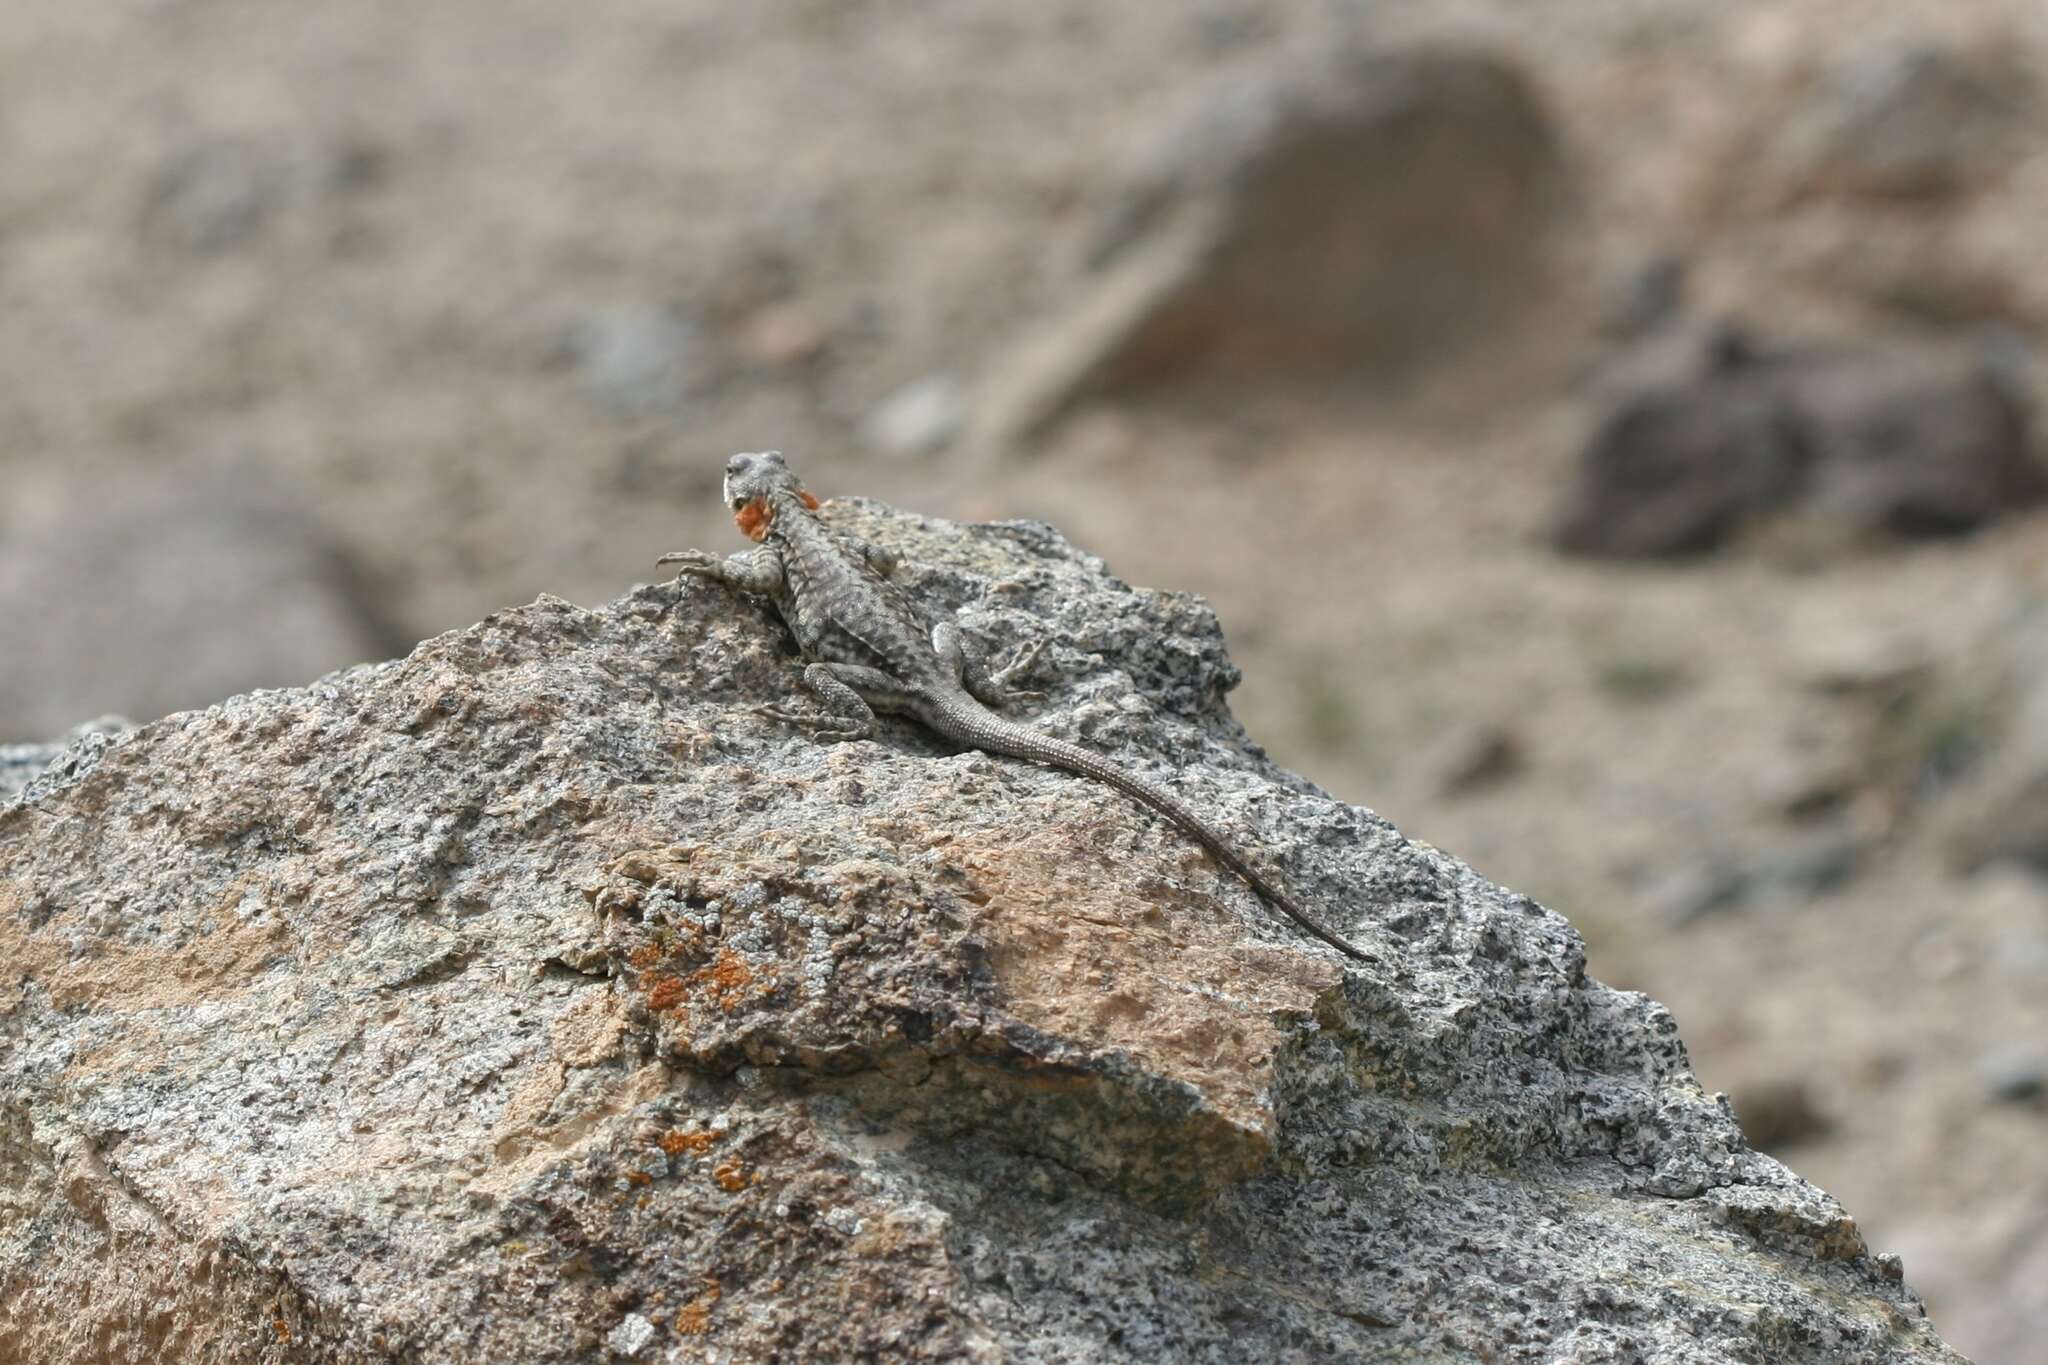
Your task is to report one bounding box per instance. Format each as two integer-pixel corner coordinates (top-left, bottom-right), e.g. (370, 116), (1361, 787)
(1977, 1047), (2047, 1104)
(606, 1312), (657, 1358)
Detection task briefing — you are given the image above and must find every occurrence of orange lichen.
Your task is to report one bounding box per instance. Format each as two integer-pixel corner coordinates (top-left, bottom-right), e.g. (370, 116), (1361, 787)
(660, 1129), (718, 1158)
(675, 1278), (722, 1336)
(625, 1170), (653, 1187)
(712, 1159), (749, 1192)
(690, 949), (755, 1013)
(647, 975), (686, 1011)
(628, 943), (664, 971)
(271, 1316), (291, 1344)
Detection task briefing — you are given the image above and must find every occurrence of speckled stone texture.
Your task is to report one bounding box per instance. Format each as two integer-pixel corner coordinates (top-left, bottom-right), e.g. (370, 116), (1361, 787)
(0, 501), (1962, 1363)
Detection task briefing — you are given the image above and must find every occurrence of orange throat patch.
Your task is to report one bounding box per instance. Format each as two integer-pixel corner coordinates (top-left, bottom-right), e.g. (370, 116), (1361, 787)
(734, 498), (772, 541)
(733, 490), (818, 542)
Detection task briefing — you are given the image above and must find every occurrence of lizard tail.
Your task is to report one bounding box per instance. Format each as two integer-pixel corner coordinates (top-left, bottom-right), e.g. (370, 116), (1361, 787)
(929, 707), (1371, 962)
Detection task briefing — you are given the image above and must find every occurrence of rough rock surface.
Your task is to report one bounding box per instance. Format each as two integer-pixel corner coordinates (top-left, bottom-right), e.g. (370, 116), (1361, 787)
(0, 717), (133, 807)
(0, 501), (1961, 1362)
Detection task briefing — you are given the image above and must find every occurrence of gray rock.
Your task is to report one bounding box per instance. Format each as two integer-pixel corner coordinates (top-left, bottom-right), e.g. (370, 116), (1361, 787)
(136, 132), (394, 258)
(1418, 718), (1524, 798)
(0, 501), (1961, 1362)
(1555, 329), (2040, 558)
(565, 306), (698, 414)
(1645, 859), (1753, 927)
(1798, 343), (2039, 538)
(1977, 1047), (2048, 1105)
(0, 475), (404, 742)
(139, 138), (284, 253)
(861, 373), (966, 459)
(1599, 252), (1687, 341)
(973, 47), (1567, 448)
(0, 717), (131, 806)
(603, 1312), (658, 1358)
(1928, 607), (2048, 873)
(1648, 837), (1865, 926)
(1773, 39), (2034, 203)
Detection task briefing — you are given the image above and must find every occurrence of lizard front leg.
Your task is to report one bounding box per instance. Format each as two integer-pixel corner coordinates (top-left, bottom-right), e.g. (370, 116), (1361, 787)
(656, 544), (786, 594)
(755, 662), (918, 742)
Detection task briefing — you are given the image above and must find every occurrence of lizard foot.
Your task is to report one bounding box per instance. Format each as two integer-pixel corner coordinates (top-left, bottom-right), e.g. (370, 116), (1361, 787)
(992, 637), (1052, 697)
(656, 550), (723, 579)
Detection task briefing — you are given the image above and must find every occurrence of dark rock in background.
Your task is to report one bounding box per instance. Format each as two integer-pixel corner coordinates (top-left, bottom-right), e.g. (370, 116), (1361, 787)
(0, 475), (405, 741)
(1976, 1047), (2048, 1105)
(974, 46), (1570, 447)
(1732, 1077), (1836, 1152)
(1646, 836), (1866, 927)
(1555, 328), (2040, 558)
(1419, 718), (1525, 798)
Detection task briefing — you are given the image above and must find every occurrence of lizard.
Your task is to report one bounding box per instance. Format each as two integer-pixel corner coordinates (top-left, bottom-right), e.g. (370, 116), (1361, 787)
(657, 449), (1369, 962)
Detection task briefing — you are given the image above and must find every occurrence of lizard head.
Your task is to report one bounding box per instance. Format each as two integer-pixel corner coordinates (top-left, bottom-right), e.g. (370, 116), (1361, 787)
(723, 450), (819, 541)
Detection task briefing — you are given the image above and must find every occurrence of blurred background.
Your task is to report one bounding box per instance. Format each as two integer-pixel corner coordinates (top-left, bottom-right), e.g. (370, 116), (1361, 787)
(4, 1), (2046, 1356)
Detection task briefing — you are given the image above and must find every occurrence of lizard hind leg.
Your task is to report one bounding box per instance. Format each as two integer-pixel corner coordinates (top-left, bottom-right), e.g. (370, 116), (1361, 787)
(935, 622), (1045, 710)
(753, 662), (910, 742)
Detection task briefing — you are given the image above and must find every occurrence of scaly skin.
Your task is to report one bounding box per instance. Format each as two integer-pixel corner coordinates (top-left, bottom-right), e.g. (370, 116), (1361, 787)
(659, 450), (1369, 962)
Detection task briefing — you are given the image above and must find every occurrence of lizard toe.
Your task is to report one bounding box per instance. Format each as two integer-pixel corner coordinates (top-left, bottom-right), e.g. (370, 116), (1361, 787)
(656, 550), (720, 575)
(750, 704), (870, 743)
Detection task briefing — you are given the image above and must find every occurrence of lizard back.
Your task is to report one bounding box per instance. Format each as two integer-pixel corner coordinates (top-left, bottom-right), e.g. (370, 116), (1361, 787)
(771, 510), (950, 690)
